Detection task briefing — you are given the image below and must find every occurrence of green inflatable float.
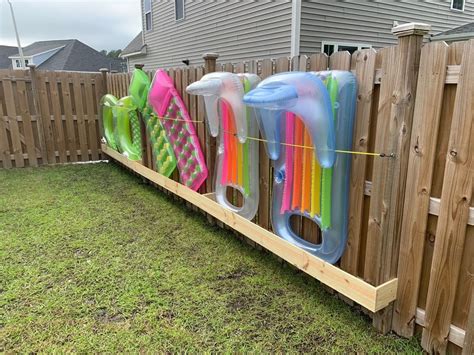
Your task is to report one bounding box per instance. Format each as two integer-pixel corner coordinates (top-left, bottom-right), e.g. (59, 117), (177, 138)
(100, 94), (118, 150)
(113, 96), (142, 161)
(100, 68), (177, 176)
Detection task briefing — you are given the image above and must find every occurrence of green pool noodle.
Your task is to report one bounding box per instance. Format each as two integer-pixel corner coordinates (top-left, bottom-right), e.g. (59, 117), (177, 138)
(242, 77), (251, 196)
(321, 75), (338, 230)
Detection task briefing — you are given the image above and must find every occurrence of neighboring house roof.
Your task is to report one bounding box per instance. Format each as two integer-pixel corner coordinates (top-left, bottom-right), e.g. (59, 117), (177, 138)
(9, 39), (125, 72)
(432, 22), (474, 42)
(0, 45), (18, 69)
(121, 32), (147, 58)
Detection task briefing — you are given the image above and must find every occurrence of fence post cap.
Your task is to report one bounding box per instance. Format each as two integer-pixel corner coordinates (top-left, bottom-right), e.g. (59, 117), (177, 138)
(392, 22), (431, 37)
(202, 52), (219, 60)
(99, 68), (110, 73)
(27, 64), (36, 70)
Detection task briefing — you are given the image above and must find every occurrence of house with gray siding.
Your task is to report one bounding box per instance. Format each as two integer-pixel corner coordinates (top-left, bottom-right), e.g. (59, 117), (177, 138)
(123, 0), (474, 71)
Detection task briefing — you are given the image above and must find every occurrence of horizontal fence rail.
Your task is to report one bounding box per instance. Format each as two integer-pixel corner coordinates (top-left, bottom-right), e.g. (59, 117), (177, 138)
(0, 35), (472, 353)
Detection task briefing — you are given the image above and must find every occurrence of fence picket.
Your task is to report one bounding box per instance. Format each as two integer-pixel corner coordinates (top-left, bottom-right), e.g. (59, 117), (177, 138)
(340, 49), (377, 275)
(364, 46), (399, 285)
(72, 72), (89, 161)
(2, 76), (24, 167)
(257, 58), (273, 230)
(0, 87), (12, 168)
(49, 71), (67, 163)
(61, 74), (78, 162)
(309, 53), (328, 71)
(37, 72), (56, 163)
(15, 70), (38, 167)
(84, 74), (99, 161)
(329, 51), (351, 70)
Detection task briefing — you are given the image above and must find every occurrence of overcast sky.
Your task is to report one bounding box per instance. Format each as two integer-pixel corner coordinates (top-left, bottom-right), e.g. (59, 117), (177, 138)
(0, 0), (142, 51)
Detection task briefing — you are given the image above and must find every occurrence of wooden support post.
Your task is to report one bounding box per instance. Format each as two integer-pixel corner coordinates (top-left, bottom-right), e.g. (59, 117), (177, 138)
(340, 48), (376, 275)
(100, 67), (109, 93)
(98, 68), (109, 140)
(202, 52), (219, 192)
(28, 64), (49, 165)
(202, 52), (219, 74)
(202, 53), (219, 224)
(364, 23), (430, 333)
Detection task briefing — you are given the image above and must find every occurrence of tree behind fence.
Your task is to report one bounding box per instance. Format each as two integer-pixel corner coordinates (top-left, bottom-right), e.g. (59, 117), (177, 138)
(1, 39), (472, 353)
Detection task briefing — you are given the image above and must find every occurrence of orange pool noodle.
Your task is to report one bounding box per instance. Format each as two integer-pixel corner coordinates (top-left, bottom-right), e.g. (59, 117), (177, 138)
(291, 117), (304, 209)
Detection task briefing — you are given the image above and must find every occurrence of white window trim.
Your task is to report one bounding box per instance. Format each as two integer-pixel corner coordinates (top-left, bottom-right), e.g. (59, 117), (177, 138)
(321, 41), (372, 54)
(12, 57), (32, 69)
(450, 0), (465, 12)
(174, 0), (185, 22)
(144, 0), (153, 32)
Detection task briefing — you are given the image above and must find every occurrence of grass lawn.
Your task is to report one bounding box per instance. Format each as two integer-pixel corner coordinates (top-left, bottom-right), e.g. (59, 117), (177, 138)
(0, 163), (421, 352)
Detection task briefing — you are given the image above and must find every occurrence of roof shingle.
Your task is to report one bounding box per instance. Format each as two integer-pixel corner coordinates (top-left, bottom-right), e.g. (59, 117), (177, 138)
(121, 32), (146, 57)
(8, 39), (125, 72)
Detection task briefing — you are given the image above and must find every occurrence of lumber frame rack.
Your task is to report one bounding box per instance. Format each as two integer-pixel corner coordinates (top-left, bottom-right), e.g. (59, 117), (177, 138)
(102, 143), (398, 313)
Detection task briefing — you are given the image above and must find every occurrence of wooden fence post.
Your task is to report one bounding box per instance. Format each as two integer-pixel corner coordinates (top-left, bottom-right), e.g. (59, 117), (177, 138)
(100, 68), (109, 92)
(98, 68), (109, 140)
(203, 52), (219, 73)
(363, 23), (430, 333)
(202, 53), (219, 225)
(202, 52), (219, 194)
(28, 64), (49, 165)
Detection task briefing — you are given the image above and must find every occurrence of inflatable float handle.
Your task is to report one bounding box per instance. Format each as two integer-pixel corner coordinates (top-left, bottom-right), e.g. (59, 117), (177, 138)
(243, 73), (336, 168)
(186, 73), (247, 142)
(203, 95), (220, 138)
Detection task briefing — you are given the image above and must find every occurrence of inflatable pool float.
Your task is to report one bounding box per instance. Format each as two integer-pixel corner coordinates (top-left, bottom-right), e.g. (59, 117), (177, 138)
(149, 69), (208, 191)
(187, 72), (260, 220)
(243, 71), (357, 264)
(100, 94), (119, 150)
(129, 69), (177, 176)
(112, 95), (142, 161)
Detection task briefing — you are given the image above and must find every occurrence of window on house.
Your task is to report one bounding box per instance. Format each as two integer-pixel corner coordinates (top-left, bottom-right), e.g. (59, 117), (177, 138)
(451, 0), (464, 11)
(323, 44), (335, 56)
(322, 42), (372, 56)
(175, 0), (185, 21)
(144, 0), (152, 31)
(14, 59), (29, 68)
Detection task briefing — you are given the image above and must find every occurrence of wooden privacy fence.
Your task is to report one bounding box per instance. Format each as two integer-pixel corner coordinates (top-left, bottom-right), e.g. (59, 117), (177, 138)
(0, 67), (106, 168)
(1, 27), (472, 353)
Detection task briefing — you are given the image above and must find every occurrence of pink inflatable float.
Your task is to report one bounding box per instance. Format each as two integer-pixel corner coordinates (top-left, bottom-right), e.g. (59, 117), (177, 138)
(148, 70), (208, 191)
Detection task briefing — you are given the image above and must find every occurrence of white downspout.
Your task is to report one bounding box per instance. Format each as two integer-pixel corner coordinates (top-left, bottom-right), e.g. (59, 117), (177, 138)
(8, 0), (26, 69)
(290, 0), (301, 58)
